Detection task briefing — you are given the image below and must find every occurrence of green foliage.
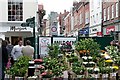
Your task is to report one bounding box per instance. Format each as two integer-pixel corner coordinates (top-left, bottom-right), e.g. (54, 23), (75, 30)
(48, 43), (59, 58)
(72, 61), (85, 75)
(99, 67), (112, 74)
(42, 57), (67, 77)
(105, 45), (120, 66)
(8, 56), (31, 77)
(75, 38), (100, 55)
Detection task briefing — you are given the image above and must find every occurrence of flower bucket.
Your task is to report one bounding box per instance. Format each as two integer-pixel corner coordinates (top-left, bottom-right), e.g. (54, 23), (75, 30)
(5, 74), (12, 80)
(102, 74), (108, 78)
(15, 77), (24, 80)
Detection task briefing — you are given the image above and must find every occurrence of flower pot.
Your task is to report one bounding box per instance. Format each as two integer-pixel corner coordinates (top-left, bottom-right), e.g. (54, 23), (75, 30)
(5, 74), (13, 80)
(102, 74), (108, 78)
(15, 77), (24, 80)
(77, 75), (84, 78)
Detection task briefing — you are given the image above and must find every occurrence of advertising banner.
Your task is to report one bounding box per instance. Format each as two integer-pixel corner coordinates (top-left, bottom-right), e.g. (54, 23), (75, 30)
(39, 37), (51, 56)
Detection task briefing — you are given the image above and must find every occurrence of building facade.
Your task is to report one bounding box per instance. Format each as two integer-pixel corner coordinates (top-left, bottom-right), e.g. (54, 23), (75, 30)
(47, 11), (58, 36)
(0, 0), (38, 45)
(89, 0), (102, 37)
(58, 10), (69, 35)
(102, 0), (120, 40)
(78, 2), (89, 37)
(71, 1), (90, 37)
(64, 13), (71, 36)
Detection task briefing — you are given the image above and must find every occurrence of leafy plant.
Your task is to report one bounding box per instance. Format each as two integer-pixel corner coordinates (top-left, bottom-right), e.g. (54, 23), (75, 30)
(72, 61), (85, 75)
(75, 38), (100, 56)
(42, 57), (67, 77)
(48, 43), (59, 58)
(8, 56), (31, 77)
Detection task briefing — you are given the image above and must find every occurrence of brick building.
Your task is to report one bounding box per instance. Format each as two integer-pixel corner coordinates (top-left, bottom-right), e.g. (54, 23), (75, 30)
(78, 2), (89, 37)
(72, 1), (90, 37)
(102, 0), (120, 40)
(64, 13), (71, 36)
(58, 10), (69, 35)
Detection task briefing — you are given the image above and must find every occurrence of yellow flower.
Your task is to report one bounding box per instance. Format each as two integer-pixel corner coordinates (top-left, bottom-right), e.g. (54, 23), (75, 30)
(105, 59), (113, 63)
(87, 50), (90, 53)
(112, 66), (119, 70)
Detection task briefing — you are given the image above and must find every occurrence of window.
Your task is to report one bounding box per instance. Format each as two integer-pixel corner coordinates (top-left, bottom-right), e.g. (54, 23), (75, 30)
(111, 5), (114, 19)
(116, 3), (118, 17)
(80, 13), (82, 24)
(93, 15), (95, 23)
(104, 9), (106, 21)
(85, 12), (89, 24)
(8, 0), (23, 21)
(91, 16), (92, 24)
(107, 7), (110, 20)
(96, 13), (98, 22)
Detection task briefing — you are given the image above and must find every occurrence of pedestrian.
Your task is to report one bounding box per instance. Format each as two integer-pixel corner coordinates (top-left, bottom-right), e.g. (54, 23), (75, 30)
(11, 40), (24, 62)
(21, 40), (34, 59)
(2, 40), (8, 80)
(6, 40), (13, 57)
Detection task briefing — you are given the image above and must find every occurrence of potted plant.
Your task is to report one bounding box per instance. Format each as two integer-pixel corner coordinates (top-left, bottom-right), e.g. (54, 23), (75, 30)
(75, 38), (100, 56)
(9, 56), (31, 79)
(47, 43), (59, 58)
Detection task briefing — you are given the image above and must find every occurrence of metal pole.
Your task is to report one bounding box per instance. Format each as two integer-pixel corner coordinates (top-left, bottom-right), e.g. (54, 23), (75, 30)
(33, 18), (37, 59)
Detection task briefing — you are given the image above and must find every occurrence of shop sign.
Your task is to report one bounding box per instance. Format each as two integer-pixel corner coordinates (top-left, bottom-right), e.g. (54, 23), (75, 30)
(79, 27), (89, 35)
(39, 37), (51, 55)
(10, 26), (27, 31)
(106, 26), (115, 35)
(53, 37), (76, 45)
(97, 32), (102, 36)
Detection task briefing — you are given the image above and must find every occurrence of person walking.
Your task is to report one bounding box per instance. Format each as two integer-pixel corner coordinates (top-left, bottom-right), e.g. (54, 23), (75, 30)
(2, 40), (8, 80)
(21, 40), (34, 59)
(11, 40), (24, 61)
(6, 40), (13, 57)
(6, 41), (14, 65)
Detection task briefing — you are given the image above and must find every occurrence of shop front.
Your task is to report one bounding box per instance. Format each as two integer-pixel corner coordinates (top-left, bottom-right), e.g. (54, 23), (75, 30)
(78, 27), (89, 37)
(0, 25), (34, 45)
(103, 25), (119, 34)
(103, 25), (119, 40)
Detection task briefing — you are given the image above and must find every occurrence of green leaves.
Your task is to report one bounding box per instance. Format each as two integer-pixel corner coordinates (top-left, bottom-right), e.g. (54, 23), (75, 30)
(75, 38), (100, 55)
(8, 56), (31, 77)
(47, 43), (59, 58)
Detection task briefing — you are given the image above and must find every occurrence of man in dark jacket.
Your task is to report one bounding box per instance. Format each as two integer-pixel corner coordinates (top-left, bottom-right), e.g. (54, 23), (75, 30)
(2, 40), (8, 80)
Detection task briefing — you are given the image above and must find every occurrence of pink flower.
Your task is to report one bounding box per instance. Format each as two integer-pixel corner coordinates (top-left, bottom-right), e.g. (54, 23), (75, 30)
(34, 59), (43, 62)
(39, 65), (45, 69)
(41, 72), (47, 76)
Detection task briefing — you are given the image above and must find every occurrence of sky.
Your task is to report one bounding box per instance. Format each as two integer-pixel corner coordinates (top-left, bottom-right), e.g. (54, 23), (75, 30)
(38, 0), (78, 18)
